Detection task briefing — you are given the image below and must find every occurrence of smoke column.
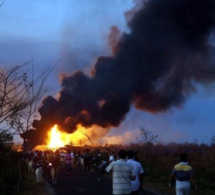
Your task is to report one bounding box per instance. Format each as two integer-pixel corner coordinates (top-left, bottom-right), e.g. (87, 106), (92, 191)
(21, 0), (215, 147)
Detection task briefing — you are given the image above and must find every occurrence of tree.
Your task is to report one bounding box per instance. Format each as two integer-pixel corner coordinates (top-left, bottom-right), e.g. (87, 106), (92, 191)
(0, 63), (30, 130)
(6, 60), (57, 136)
(210, 135), (215, 146)
(138, 126), (158, 144)
(0, 130), (13, 149)
(0, 61), (56, 137)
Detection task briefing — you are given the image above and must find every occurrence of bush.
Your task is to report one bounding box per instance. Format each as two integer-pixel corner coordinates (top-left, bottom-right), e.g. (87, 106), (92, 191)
(0, 149), (22, 195)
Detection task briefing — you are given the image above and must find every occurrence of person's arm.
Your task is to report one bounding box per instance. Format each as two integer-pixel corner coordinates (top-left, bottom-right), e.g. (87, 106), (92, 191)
(131, 175), (135, 180)
(105, 163), (113, 179)
(131, 166), (136, 180)
(105, 162), (113, 173)
(168, 172), (175, 187)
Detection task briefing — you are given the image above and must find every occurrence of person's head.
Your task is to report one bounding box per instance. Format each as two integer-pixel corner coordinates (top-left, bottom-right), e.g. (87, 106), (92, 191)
(55, 150), (59, 155)
(118, 149), (127, 159)
(180, 152), (188, 162)
(127, 150), (135, 159)
(86, 149), (89, 153)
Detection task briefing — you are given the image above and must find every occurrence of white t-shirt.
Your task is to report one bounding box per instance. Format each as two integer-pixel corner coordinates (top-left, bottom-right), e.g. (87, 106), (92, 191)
(109, 155), (115, 162)
(70, 152), (75, 159)
(106, 159), (135, 195)
(127, 159), (144, 191)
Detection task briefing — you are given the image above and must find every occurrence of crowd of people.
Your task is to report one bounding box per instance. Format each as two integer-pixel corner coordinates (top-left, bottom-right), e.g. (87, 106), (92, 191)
(22, 148), (197, 195)
(22, 148), (91, 175)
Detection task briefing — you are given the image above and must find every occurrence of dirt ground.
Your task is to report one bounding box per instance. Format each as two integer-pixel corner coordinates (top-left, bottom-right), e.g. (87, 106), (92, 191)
(21, 164), (206, 195)
(46, 166), (167, 195)
(24, 166), (167, 195)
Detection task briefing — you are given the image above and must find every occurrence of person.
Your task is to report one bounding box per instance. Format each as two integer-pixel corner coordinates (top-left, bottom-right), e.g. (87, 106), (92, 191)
(106, 149), (135, 195)
(35, 159), (43, 182)
(76, 151), (83, 168)
(70, 150), (75, 167)
(83, 149), (91, 174)
(133, 151), (140, 162)
(168, 152), (198, 195)
(65, 149), (72, 174)
(109, 151), (116, 163)
(127, 150), (144, 195)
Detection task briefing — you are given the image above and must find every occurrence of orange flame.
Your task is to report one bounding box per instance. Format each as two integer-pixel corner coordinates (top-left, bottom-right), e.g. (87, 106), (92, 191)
(48, 125), (65, 149)
(33, 124), (137, 151)
(34, 124), (100, 151)
(46, 124), (91, 150)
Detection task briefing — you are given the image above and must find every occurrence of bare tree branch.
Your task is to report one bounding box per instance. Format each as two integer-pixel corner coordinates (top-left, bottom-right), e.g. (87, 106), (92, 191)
(138, 126), (158, 144)
(0, 59), (59, 136)
(77, 130), (100, 153)
(0, 63), (31, 124)
(7, 59), (59, 135)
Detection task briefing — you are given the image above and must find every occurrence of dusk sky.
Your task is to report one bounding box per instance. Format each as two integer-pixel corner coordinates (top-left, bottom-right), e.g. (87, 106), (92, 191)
(1, 0), (215, 145)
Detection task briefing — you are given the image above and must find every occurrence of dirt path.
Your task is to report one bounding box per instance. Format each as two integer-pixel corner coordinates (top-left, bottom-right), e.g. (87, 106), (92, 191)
(44, 166), (161, 195)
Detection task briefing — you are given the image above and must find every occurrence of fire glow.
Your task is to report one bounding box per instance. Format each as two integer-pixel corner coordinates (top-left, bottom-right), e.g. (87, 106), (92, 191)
(46, 124), (90, 149)
(33, 124), (137, 151)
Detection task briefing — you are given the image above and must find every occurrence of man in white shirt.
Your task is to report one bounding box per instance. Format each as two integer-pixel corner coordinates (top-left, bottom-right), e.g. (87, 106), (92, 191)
(106, 149), (135, 195)
(127, 150), (144, 195)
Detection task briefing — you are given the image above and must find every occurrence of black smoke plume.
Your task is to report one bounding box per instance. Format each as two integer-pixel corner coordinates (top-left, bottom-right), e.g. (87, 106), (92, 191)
(21, 0), (215, 148)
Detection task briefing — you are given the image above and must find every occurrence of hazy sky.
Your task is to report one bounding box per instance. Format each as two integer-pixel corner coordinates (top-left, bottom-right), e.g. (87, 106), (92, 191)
(1, 0), (215, 145)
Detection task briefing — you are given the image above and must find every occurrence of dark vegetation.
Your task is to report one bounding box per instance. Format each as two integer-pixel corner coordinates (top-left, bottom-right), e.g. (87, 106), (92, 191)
(0, 146), (47, 195)
(0, 141), (215, 195)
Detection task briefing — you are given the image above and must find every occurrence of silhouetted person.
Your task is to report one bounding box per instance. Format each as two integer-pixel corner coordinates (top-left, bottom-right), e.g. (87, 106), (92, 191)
(83, 149), (91, 174)
(65, 149), (72, 174)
